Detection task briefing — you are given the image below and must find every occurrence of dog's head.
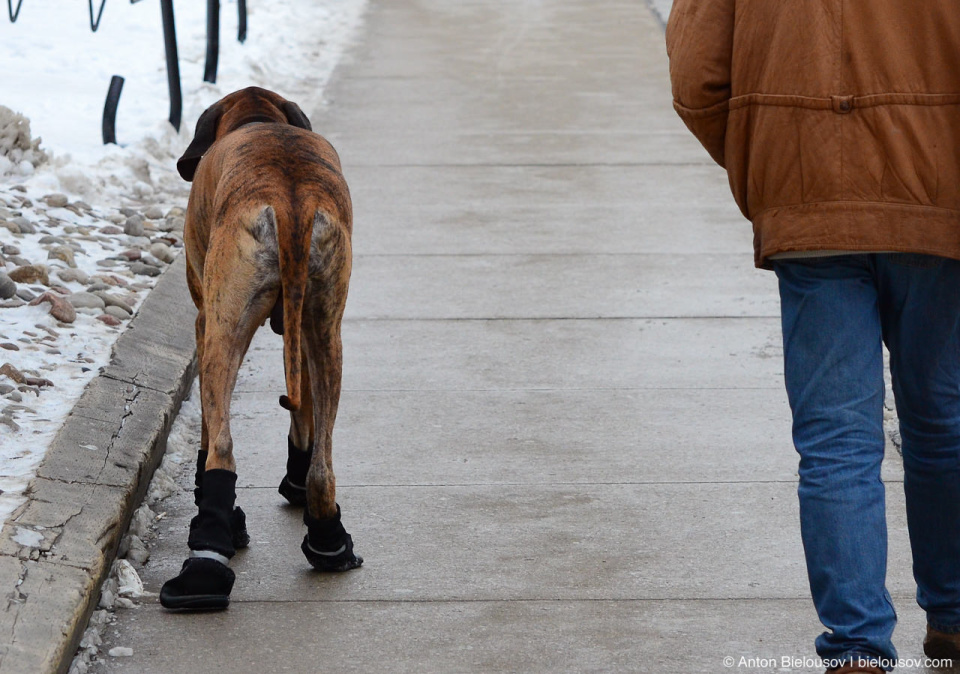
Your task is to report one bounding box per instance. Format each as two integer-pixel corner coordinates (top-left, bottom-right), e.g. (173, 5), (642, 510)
(176, 86), (312, 181)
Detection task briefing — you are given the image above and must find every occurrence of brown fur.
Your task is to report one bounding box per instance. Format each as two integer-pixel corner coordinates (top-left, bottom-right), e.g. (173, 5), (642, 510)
(179, 87), (352, 520)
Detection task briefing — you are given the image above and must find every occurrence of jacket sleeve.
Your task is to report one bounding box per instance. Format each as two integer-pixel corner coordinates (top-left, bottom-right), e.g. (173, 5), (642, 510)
(665, 0), (735, 168)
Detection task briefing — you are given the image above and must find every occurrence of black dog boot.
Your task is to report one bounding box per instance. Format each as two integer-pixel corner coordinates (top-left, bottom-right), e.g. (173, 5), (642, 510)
(278, 437), (313, 506)
(159, 557), (235, 610)
(302, 504), (363, 572)
(193, 450), (249, 549)
(161, 469), (240, 610)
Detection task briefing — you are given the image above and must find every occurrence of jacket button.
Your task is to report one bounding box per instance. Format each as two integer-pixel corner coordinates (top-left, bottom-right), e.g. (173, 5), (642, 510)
(832, 96), (854, 113)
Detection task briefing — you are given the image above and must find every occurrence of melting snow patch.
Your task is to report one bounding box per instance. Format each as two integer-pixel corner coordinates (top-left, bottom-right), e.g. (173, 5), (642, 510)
(12, 526), (43, 548)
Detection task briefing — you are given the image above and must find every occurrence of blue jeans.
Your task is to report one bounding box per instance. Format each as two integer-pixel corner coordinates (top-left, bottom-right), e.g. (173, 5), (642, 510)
(774, 254), (960, 666)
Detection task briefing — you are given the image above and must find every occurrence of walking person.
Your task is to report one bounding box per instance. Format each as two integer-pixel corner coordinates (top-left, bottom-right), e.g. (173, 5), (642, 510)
(666, 3), (960, 673)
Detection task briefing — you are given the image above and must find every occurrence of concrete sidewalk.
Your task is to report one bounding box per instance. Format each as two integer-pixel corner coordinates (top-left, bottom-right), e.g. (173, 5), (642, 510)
(101, 1), (928, 672)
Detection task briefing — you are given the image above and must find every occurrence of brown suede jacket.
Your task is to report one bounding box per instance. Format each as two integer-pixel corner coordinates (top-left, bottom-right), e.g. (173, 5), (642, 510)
(666, 1), (960, 268)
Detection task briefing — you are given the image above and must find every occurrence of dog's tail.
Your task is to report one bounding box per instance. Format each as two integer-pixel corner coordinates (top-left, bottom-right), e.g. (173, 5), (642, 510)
(273, 204), (345, 412)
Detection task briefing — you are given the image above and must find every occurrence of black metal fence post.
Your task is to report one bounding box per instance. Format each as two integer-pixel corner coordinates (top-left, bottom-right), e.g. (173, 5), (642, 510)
(102, 75), (125, 144)
(160, 0), (182, 131)
(237, 0), (246, 43)
(7, 0), (24, 22)
(203, 0), (219, 83)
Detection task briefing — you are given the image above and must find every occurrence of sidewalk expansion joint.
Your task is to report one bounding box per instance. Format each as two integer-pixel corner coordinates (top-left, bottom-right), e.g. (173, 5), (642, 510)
(345, 161), (715, 169)
(342, 315), (781, 322)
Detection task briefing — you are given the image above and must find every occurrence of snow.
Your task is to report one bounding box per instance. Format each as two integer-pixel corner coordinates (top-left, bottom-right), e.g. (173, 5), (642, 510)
(0, 0), (367, 525)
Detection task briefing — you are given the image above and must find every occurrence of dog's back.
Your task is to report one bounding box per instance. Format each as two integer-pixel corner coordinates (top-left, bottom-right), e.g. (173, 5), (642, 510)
(186, 122), (353, 412)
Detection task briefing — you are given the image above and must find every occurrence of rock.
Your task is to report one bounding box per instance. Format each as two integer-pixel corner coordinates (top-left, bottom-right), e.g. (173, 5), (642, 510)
(121, 534), (150, 564)
(123, 215), (144, 237)
(38, 235), (63, 245)
(15, 288), (35, 302)
(67, 292), (106, 310)
(100, 225), (123, 235)
(119, 207), (138, 217)
(140, 255), (162, 268)
(115, 559), (145, 597)
(119, 249), (141, 261)
(0, 299), (25, 308)
(79, 625), (101, 651)
(0, 343), (19, 351)
(142, 204), (164, 220)
(0, 273), (15, 300)
(1, 244), (20, 256)
(13, 218), (35, 234)
(97, 259), (119, 268)
(108, 648), (133, 658)
(160, 215), (184, 232)
(0, 415), (20, 432)
(43, 193), (69, 208)
(104, 305), (130, 321)
(0, 220), (19, 234)
(0, 363), (25, 384)
(0, 385), (13, 395)
(28, 292), (77, 323)
(56, 268), (90, 284)
(149, 242), (176, 263)
(96, 314), (121, 327)
(8, 265), (48, 285)
(129, 262), (161, 277)
(5, 392), (22, 402)
(47, 245), (77, 268)
(129, 504), (156, 538)
(93, 292), (133, 314)
(98, 588), (116, 611)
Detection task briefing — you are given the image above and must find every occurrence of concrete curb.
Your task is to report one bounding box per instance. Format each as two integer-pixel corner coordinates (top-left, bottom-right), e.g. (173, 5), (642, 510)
(0, 254), (197, 674)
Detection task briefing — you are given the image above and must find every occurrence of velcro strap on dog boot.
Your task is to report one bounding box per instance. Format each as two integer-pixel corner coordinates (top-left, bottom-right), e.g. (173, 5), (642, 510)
(301, 504), (363, 572)
(278, 437), (313, 506)
(160, 556), (235, 610)
(188, 469), (238, 559)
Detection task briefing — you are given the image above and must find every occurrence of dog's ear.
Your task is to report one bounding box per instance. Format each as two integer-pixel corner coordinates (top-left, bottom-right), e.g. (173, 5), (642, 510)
(281, 101), (312, 132)
(177, 103), (223, 181)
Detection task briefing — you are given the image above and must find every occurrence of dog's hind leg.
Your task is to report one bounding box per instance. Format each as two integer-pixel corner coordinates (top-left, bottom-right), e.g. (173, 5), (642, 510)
(161, 217), (278, 610)
(278, 349), (314, 506)
(300, 321), (362, 572)
(298, 221), (362, 572)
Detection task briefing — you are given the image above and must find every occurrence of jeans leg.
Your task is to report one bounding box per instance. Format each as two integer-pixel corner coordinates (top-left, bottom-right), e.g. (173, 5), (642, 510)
(877, 254), (960, 633)
(775, 256), (897, 663)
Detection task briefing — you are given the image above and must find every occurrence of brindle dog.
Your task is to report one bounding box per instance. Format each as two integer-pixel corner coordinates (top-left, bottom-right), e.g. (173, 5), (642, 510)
(160, 87), (362, 610)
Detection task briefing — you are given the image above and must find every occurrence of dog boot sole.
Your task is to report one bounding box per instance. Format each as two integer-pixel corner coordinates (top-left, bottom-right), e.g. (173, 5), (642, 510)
(160, 557), (235, 611)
